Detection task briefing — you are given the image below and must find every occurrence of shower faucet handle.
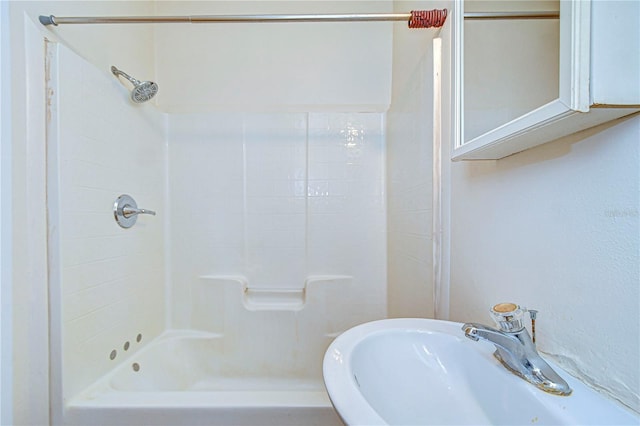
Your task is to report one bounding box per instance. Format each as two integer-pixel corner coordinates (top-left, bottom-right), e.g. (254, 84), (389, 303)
(122, 206), (156, 218)
(113, 194), (156, 229)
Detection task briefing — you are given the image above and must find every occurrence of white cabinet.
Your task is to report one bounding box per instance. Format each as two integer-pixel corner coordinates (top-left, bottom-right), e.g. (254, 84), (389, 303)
(453, 0), (640, 161)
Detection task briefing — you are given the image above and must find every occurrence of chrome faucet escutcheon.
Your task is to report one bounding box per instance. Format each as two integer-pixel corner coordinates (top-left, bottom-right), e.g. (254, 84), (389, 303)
(113, 194), (156, 229)
(462, 303), (572, 396)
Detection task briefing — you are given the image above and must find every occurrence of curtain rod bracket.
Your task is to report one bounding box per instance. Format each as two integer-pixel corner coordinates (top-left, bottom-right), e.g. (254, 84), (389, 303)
(39, 15), (57, 26)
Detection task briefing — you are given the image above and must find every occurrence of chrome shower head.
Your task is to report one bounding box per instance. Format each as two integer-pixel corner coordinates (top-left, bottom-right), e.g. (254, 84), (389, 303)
(111, 66), (158, 103)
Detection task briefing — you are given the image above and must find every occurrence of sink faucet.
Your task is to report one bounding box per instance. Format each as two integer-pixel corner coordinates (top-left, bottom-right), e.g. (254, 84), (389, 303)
(461, 303), (572, 396)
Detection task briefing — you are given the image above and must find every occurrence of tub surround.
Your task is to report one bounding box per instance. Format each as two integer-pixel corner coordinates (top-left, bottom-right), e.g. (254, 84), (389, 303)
(65, 331), (340, 426)
(46, 21), (388, 424)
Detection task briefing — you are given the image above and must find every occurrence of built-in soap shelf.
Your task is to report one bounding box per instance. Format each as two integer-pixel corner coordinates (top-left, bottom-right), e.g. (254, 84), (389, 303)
(198, 274), (352, 312)
(243, 288), (305, 311)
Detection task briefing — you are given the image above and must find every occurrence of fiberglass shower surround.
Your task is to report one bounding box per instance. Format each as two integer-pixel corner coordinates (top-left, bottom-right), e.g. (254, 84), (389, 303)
(41, 5), (449, 426)
(48, 43), (388, 425)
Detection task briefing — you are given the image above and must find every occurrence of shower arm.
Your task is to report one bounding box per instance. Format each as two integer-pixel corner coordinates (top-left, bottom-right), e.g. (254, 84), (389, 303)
(111, 66), (141, 87)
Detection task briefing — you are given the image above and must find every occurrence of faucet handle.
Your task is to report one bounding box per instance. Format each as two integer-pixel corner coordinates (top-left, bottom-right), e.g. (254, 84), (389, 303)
(490, 303), (526, 332)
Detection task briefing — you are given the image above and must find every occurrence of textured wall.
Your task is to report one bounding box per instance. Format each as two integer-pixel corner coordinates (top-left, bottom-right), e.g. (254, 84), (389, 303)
(449, 114), (640, 412)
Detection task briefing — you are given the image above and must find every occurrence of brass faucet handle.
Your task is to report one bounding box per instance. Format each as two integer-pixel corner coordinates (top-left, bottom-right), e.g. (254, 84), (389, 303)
(492, 302), (518, 313)
(490, 302), (525, 332)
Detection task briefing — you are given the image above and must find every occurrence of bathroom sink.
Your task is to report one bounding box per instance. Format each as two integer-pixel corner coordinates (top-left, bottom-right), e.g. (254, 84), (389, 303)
(322, 318), (638, 426)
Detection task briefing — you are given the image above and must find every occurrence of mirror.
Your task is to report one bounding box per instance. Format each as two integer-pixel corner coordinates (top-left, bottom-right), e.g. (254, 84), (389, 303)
(462, 0), (561, 143)
(453, 0), (639, 160)
(463, 1), (560, 142)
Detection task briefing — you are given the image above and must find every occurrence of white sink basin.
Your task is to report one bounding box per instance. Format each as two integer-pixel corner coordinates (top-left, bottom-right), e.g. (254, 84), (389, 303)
(323, 318), (639, 426)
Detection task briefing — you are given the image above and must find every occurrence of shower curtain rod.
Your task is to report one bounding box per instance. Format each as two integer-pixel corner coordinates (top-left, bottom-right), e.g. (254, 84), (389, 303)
(39, 10), (447, 28)
(464, 11), (558, 20)
(38, 10), (558, 27)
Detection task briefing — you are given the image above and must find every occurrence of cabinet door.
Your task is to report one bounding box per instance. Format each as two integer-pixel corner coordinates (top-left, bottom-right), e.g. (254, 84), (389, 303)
(590, 0), (640, 105)
(453, 0), (591, 160)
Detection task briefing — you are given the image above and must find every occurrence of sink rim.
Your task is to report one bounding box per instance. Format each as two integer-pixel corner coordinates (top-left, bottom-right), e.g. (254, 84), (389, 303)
(323, 318), (465, 425)
(322, 317), (640, 426)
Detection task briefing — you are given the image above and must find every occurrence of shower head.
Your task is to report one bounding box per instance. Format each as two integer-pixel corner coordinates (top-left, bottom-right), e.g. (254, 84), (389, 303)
(111, 66), (158, 103)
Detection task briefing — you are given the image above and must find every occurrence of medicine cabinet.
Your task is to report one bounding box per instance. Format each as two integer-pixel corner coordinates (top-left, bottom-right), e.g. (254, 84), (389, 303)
(453, 0), (640, 160)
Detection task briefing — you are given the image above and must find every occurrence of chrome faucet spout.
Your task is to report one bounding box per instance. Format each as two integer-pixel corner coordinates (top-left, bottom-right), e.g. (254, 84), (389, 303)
(463, 323), (521, 351)
(461, 304), (572, 396)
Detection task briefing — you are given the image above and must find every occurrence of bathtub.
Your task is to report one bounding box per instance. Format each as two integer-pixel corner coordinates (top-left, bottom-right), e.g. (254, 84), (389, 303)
(64, 330), (342, 426)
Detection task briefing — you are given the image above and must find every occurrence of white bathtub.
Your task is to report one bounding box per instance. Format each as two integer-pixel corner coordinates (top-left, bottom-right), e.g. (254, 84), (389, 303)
(64, 330), (342, 426)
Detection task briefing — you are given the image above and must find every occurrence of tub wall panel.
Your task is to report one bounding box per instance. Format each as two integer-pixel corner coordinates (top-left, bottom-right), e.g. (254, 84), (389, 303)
(53, 44), (166, 400)
(168, 112), (386, 376)
(386, 2), (438, 318)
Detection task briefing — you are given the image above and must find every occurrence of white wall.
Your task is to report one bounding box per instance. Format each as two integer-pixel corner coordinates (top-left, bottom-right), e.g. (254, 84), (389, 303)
(49, 43), (166, 406)
(154, 1), (393, 112)
(0, 2), (11, 423)
(449, 114), (640, 412)
(14, 1), (155, 79)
